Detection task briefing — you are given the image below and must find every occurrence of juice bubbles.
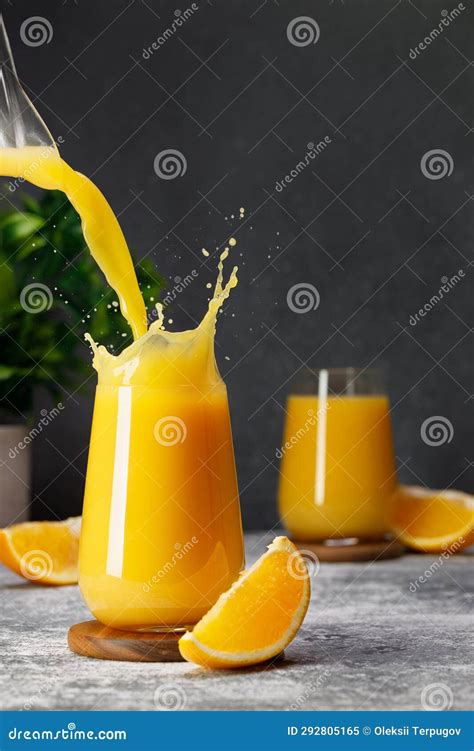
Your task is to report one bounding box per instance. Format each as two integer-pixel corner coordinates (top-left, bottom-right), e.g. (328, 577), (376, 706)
(278, 369), (397, 542)
(0, 146), (244, 630)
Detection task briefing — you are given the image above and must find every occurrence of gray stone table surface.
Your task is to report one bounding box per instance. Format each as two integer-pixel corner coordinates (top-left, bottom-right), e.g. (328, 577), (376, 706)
(0, 532), (472, 711)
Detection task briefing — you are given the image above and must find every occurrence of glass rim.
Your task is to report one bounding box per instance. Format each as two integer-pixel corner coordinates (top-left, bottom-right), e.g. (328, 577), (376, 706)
(300, 366), (384, 376)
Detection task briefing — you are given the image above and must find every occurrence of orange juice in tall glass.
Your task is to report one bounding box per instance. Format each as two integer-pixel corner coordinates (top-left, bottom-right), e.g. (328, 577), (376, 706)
(278, 368), (397, 543)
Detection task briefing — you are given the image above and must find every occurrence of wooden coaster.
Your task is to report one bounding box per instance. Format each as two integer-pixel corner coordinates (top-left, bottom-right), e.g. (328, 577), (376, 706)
(68, 620), (184, 662)
(292, 538), (404, 562)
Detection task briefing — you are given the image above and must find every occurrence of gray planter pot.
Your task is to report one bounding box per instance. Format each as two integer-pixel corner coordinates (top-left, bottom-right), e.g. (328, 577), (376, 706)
(0, 425), (31, 526)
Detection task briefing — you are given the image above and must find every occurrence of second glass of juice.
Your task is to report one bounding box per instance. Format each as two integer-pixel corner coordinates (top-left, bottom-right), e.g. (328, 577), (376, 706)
(278, 367), (397, 544)
(79, 382), (244, 632)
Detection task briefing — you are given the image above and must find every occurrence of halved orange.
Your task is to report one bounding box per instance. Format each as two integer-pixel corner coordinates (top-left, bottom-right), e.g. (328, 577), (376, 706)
(0, 517), (81, 585)
(179, 536), (311, 669)
(389, 485), (474, 553)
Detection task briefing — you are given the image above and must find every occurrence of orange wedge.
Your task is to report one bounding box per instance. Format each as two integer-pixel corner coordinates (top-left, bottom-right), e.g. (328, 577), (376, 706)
(0, 516), (81, 584)
(390, 485), (474, 553)
(179, 536), (310, 669)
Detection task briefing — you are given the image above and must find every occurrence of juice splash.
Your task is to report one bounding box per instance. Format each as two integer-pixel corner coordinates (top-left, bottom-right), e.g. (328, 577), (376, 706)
(0, 144), (244, 630)
(0, 146), (147, 339)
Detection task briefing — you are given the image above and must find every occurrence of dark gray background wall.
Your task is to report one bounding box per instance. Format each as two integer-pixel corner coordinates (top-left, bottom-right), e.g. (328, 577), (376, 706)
(2, 0), (473, 529)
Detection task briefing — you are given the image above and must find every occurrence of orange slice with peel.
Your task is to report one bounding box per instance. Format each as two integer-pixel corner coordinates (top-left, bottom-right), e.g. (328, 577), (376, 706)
(179, 536), (310, 669)
(0, 516), (80, 584)
(390, 485), (474, 553)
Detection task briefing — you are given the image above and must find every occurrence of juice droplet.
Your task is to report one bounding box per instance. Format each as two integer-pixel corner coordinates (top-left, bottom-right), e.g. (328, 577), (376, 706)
(228, 238), (236, 247)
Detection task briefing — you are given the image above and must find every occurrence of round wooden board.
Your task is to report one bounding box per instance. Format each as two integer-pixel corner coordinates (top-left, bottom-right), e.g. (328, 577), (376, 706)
(292, 538), (404, 562)
(68, 620), (185, 662)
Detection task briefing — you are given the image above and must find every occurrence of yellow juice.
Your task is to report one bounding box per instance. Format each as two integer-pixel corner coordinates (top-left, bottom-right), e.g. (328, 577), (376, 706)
(0, 145), (244, 630)
(278, 395), (397, 541)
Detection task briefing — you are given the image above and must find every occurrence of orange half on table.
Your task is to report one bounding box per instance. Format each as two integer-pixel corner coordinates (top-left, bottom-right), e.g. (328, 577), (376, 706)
(390, 485), (474, 553)
(179, 536), (311, 669)
(0, 516), (81, 585)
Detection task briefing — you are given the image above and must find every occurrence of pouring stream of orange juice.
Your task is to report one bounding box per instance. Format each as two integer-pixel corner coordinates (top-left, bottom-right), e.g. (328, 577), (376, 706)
(0, 144), (244, 630)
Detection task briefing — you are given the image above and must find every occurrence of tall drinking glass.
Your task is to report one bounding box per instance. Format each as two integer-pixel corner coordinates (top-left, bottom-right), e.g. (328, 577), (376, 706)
(79, 382), (244, 632)
(278, 368), (397, 544)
